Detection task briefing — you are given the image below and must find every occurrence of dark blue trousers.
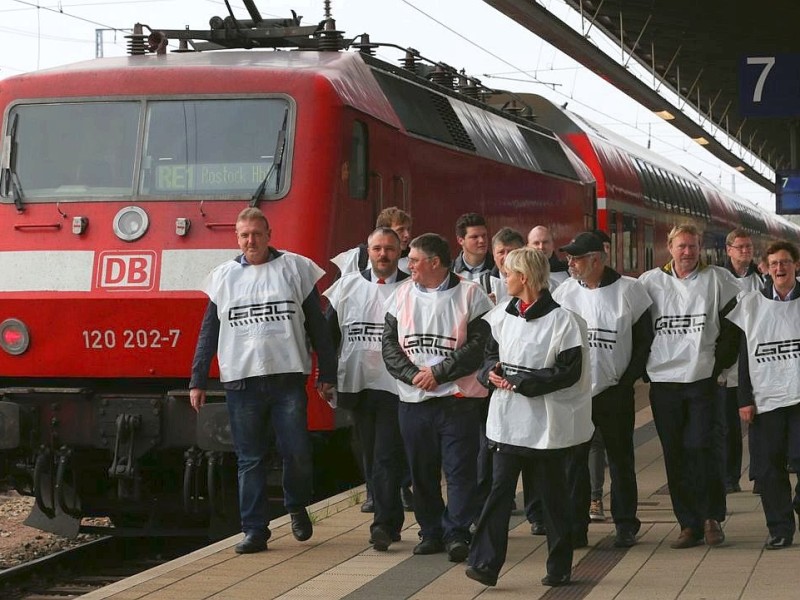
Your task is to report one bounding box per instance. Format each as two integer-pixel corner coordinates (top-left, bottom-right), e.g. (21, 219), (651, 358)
(469, 449), (573, 579)
(398, 396), (481, 544)
(351, 390), (405, 537)
(650, 379), (723, 531)
(750, 403), (800, 539)
(720, 386), (744, 487)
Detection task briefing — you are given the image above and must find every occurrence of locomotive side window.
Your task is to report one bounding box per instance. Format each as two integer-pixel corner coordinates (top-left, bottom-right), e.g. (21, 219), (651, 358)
(5, 102), (138, 199)
(139, 98), (290, 197)
(349, 121), (368, 199)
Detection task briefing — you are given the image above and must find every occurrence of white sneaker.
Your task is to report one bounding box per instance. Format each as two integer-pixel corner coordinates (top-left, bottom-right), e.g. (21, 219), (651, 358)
(589, 499), (606, 522)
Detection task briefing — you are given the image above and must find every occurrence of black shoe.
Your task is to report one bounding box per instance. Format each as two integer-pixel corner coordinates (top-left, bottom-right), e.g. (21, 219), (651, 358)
(571, 530), (589, 549)
(614, 529), (637, 548)
(465, 565), (497, 587)
(235, 532), (267, 554)
(360, 498), (375, 513)
(369, 531), (401, 544)
(726, 482), (742, 494)
(752, 480), (762, 495)
(766, 536), (793, 550)
(541, 573), (571, 587)
(446, 540), (469, 563)
(290, 509), (313, 542)
(371, 527), (393, 551)
(530, 521), (546, 536)
(413, 538), (444, 555)
(401, 486), (414, 512)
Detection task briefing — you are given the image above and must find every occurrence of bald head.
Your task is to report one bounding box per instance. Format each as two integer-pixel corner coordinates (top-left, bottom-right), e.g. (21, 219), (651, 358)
(527, 225), (555, 258)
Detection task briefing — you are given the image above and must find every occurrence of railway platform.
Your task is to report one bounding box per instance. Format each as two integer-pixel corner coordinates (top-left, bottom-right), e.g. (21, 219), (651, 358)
(82, 396), (799, 600)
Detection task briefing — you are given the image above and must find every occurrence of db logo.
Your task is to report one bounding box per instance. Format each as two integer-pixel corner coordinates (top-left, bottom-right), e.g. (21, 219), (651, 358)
(95, 251), (157, 290)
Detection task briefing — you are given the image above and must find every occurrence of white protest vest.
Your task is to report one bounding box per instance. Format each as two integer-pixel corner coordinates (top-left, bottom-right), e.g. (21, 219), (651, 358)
(640, 265), (739, 383)
(484, 304), (593, 449)
(553, 276), (652, 395)
(549, 270), (569, 291)
(727, 292), (800, 414)
(385, 278), (494, 403)
(723, 271), (764, 387)
(204, 252), (324, 382)
(323, 273), (398, 394)
(331, 246), (361, 275)
(331, 246), (409, 276)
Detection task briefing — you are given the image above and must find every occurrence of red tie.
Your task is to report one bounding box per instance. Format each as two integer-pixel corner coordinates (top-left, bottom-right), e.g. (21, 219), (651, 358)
(376, 278), (386, 284)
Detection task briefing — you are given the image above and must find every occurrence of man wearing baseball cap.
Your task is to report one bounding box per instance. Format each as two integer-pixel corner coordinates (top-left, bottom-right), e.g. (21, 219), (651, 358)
(552, 232), (653, 548)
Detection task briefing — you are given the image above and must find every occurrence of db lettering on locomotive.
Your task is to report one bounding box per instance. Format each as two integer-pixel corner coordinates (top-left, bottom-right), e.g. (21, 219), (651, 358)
(754, 338), (800, 363)
(403, 333), (457, 356)
(228, 300), (295, 324)
(95, 251), (157, 291)
(654, 313), (707, 335)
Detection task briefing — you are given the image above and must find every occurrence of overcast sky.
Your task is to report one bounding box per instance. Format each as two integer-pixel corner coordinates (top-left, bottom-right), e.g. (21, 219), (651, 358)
(0, 0), (776, 211)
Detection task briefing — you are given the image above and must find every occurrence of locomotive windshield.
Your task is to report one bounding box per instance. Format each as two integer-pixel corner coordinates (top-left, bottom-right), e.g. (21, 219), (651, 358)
(3, 97), (290, 201)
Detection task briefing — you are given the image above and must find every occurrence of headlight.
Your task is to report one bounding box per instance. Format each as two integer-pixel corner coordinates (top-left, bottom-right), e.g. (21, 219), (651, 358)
(113, 206), (149, 241)
(0, 319), (30, 355)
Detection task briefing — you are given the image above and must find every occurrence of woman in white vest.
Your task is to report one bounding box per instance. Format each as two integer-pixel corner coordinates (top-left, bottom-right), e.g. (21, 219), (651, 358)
(465, 247), (593, 589)
(726, 240), (800, 549)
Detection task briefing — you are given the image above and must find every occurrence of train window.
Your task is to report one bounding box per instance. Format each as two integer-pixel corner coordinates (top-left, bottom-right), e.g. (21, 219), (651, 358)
(349, 121), (369, 199)
(644, 223), (654, 270)
(139, 98), (290, 197)
(622, 214), (638, 272)
(609, 210), (618, 270)
(5, 102), (138, 199)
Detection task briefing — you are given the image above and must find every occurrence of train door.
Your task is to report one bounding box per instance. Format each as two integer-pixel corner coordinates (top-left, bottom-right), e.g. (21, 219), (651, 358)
(608, 209), (619, 271)
(644, 222), (654, 271)
(621, 213), (639, 277)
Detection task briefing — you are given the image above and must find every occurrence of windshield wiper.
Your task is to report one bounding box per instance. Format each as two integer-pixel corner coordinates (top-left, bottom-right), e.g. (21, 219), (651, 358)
(0, 113), (24, 211)
(250, 107), (289, 207)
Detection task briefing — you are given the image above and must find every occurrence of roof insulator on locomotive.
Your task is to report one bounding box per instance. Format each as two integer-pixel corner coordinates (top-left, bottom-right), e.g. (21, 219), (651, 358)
(174, 27), (192, 53)
(352, 33), (379, 56)
(400, 49), (420, 74)
(147, 31), (168, 55)
(315, 17), (345, 51)
(126, 23), (148, 56)
(457, 70), (481, 100)
(429, 64), (455, 90)
(503, 99), (523, 116)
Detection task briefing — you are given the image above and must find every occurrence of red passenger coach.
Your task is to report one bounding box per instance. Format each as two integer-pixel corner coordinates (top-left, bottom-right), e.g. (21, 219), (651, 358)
(0, 6), (595, 537)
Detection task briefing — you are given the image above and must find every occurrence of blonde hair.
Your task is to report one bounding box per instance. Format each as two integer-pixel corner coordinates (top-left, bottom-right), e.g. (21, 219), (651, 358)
(667, 223), (700, 245)
(236, 207), (270, 229)
(504, 247), (550, 292)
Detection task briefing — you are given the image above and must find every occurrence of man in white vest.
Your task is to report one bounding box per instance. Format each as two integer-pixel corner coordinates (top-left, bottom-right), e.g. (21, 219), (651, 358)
(553, 232), (653, 548)
(331, 207), (412, 276)
(383, 233), (494, 562)
(189, 207), (336, 554)
(719, 229), (764, 494)
(527, 225), (569, 289)
(639, 223), (740, 549)
(324, 228), (409, 551)
(727, 241), (800, 549)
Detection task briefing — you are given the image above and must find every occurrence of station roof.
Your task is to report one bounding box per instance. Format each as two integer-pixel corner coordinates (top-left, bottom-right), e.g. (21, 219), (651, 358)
(484, 0), (798, 192)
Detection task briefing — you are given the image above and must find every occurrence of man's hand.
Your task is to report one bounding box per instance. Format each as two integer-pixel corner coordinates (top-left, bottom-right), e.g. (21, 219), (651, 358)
(739, 405), (756, 424)
(317, 381), (335, 401)
(412, 367), (439, 391)
(189, 388), (206, 413)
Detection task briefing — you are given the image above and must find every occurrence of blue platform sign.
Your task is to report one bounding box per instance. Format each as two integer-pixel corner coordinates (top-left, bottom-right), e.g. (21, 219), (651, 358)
(739, 54), (800, 118)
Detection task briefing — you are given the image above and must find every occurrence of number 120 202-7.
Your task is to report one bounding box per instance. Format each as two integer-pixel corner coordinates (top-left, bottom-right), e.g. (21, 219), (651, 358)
(82, 329), (181, 349)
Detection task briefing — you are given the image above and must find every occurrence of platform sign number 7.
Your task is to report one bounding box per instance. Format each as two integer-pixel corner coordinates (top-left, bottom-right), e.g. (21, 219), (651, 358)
(739, 54), (800, 118)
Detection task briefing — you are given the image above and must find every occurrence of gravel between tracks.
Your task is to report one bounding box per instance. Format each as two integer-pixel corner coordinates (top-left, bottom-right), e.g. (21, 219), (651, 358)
(0, 491), (103, 569)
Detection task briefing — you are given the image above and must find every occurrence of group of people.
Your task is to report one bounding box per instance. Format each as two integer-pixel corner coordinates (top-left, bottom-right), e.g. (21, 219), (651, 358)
(189, 205), (800, 589)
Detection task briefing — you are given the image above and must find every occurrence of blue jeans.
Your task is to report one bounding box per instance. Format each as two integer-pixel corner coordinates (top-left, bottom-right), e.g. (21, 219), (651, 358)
(225, 374), (312, 535)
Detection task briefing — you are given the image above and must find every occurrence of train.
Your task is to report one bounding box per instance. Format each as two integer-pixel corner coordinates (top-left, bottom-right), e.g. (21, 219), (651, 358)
(0, 1), (796, 539)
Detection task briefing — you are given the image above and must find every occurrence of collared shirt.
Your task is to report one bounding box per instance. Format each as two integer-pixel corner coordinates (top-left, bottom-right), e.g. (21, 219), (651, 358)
(371, 269), (398, 284)
(415, 274), (451, 293)
(772, 285), (800, 301)
(667, 260), (700, 280)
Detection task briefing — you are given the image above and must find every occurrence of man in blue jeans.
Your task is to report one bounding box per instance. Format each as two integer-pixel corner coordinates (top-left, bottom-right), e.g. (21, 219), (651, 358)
(189, 207), (336, 554)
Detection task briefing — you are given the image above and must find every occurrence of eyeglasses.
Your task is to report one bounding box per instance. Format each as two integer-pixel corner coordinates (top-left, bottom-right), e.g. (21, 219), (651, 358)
(728, 244), (754, 252)
(406, 256), (433, 266)
(768, 259), (796, 268)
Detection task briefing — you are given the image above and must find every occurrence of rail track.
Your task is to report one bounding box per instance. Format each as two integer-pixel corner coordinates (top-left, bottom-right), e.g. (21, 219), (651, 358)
(0, 535), (207, 599)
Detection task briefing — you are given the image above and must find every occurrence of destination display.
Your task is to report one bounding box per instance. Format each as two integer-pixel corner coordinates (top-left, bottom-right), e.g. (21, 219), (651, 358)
(154, 162), (272, 192)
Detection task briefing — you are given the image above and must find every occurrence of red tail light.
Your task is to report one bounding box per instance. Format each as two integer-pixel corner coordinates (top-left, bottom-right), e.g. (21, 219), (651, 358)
(0, 319), (30, 355)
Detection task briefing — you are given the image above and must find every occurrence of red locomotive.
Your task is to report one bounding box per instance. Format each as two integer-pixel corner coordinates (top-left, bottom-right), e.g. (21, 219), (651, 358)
(0, 1), (794, 537)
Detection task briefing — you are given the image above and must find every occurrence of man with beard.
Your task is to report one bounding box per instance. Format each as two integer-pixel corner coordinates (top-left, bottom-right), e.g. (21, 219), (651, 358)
(331, 206), (413, 275)
(553, 232), (653, 548)
(324, 228), (409, 551)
